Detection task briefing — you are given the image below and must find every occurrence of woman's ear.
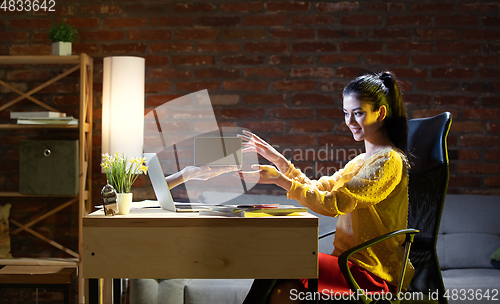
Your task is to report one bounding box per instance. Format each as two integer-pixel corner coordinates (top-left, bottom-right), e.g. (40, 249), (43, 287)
(377, 105), (387, 121)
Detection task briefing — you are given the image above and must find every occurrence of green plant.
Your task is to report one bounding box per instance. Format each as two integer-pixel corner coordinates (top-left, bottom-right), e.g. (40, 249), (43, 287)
(100, 153), (148, 193)
(49, 20), (78, 43)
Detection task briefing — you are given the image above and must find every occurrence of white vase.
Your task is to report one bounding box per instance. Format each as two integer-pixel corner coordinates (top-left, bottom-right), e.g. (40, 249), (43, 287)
(116, 193), (133, 215)
(52, 42), (72, 56)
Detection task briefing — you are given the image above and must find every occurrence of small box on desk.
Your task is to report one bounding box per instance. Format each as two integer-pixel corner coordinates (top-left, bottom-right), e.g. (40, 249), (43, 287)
(19, 140), (79, 195)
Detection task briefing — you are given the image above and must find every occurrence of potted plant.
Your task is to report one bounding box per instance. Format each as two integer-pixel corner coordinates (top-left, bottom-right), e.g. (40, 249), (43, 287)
(100, 153), (148, 215)
(49, 20), (78, 56)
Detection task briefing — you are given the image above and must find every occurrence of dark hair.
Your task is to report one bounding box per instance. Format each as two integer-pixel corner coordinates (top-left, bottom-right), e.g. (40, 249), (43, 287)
(343, 71), (408, 153)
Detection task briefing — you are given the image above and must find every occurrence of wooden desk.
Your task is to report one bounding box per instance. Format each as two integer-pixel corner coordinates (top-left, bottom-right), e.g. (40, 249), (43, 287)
(82, 208), (318, 302)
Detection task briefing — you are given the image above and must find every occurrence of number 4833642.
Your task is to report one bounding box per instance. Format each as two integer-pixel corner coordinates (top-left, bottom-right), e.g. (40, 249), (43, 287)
(1, 0), (56, 12)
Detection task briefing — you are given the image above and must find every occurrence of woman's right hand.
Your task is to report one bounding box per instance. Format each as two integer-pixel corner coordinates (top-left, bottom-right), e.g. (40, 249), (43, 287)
(238, 130), (290, 173)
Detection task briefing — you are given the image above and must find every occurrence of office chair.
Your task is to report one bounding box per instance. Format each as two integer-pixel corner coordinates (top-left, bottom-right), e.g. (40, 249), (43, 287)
(325, 112), (452, 304)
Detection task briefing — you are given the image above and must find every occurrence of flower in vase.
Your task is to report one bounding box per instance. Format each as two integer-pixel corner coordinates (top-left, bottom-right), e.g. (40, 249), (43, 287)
(100, 153), (148, 193)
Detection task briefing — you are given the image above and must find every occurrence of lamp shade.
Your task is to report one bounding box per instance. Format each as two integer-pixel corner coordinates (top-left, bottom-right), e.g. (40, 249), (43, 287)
(102, 56), (145, 161)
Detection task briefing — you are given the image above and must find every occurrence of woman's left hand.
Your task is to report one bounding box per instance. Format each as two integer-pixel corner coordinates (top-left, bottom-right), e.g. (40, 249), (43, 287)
(234, 165), (292, 190)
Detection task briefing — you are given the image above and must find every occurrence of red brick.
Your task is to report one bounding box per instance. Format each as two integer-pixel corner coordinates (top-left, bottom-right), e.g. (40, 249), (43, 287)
(66, 18), (99, 28)
(318, 135), (355, 146)
(223, 81), (268, 91)
(482, 96), (500, 107)
(242, 94), (286, 104)
(460, 55), (500, 66)
(269, 55), (313, 65)
(81, 30), (124, 41)
(9, 44), (51, 55)
(486, 150), (500, 160)
(73, 43), (99, 55)
(365, 54), (409, 65)
(411, 109), (458, 119)
(245, 42), (288, 53)
(104, 18), (147, 28)
(450, 121), (483, 133)
(80, 4), (122, 15)
(293, 42), (337, 52)
(147, 68), (191, 80)
(220, 29), (266, 39)
(319, 54), (358, 64)
(210, 95), (240, 106)
(417, 29), (458, 40)
(176, 82), (219, 91)
(387, 42), (431, 52)
(270, 135), (315, 146)
(291, 15), (335, 26)
(483, 17), (500, 26)
(147, 95), (182, 107)
(244, 67), (287, 78)
(266, 2), (310, 12)
(340, 15), (382, 26)
(290, 68), (334, 78)
(151, 17), (194, 27)
(0, 32), (29, 42)
(221, 3), (263, 12)
(269, 108), (314, 119)
(458, 149), (480, 160)
(485, 177), (500, 187)
(242, 121), (287, 133)
(448, 176), (481, 188)
(150, 43), (193, 53)
(175, 29), (218, 40)
(146, 82), (171, 93)
(431, 68), (475, 79)
(366, 3), (405, 11)
(197, 16), (241, 27)
(403, 94), (432, 106)
(462, 82), (497, 93)
(102, 43), (146, 53)
(291, 94), (334, 105)
(390, 68), (427, 78)
(128, 30), (171, 41)
(336, 67), (364, 78)
(196, 68), (239, 79)
(198, 42), (240, 52)
(171, 55), (215, 65)
(413, 55), (456, 65)
(291, 121), (334, 133)
(435, 96), (476, 107)
(37, 82), (74, 94)
(464, 109), (500, 120)
(462, 30), (500, 41)
(8, 19), (51, 29)
(220, 108), (265, 120)
(458, 2), (500, 12)
(415, 81), (459, 91)
(458, 163), (500, 174)
(270, 29), (315, 39)
(221, 55), (265, 65)
(320, 81), (347, 92)
(368, 29), (411, 39)
(316, 2), (359, 12)
(436, 42), (480, 53)
(485, 44), (500, 53)
(460, 135), (500, 146)
(272, 81), (316, 91)
(487, 123), (500, 134)
(339, 42), (382, 52)
(173, 3), (216, 12)
(387, 16), (432, 26)
(412, 3), (453, 12)
(244, 15), (288, 26)
(435, 15), (478, 26)
(7, 70), (50, 81)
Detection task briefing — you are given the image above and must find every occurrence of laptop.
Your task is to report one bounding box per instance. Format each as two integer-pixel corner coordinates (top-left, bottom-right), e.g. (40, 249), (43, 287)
(143, 153), (210, 212)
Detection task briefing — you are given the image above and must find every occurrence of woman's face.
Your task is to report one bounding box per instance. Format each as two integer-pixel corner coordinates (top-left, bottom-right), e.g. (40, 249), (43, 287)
(342, 94), (385, 142)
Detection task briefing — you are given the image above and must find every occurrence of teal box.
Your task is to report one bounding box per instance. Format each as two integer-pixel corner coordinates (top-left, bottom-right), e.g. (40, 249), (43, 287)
(19, 140), (79, 195)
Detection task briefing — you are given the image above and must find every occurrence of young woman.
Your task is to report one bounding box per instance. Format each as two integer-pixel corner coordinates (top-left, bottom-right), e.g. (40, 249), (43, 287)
(239, 71), (414, 304)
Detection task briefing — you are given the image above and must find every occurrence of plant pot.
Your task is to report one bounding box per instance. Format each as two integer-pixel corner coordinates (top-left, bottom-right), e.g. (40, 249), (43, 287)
(116, 193), (133, 215)
(52, 42), (72, 56)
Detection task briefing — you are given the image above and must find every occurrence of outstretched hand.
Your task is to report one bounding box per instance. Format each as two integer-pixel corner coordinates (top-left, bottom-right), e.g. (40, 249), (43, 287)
(185, 165), (239, 181)
(234, 165), (292, 191)
(238, 130), (290, 173)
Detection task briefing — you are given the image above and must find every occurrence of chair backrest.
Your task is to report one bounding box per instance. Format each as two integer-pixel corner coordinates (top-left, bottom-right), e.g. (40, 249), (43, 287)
(406, 112), (452, 304)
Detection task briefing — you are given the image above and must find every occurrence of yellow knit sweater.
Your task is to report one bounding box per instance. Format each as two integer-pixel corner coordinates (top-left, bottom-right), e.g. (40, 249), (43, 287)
(285, 147), (414, 290)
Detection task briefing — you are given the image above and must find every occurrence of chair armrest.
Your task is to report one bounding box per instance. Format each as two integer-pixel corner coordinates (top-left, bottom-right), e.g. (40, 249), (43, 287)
(338, 228), (419, 304)
(319, 229), (336, 239)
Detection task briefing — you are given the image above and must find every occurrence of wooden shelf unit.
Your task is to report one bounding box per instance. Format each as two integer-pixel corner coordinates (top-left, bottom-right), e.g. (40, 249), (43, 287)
(0, 54), (93, 303)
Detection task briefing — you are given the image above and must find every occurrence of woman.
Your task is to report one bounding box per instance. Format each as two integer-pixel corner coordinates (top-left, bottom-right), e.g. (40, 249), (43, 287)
(239, 71), (414, 304)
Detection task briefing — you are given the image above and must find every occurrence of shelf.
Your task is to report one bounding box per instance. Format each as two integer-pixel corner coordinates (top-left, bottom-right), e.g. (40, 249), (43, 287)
(0, 55), (81, 65)
(0, 192), (79, 197)
(0, 124), (78, 129)
(0, 257), (78, 266)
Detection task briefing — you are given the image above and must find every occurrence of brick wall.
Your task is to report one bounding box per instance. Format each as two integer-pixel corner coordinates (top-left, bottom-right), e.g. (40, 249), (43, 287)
(0, 0), (499, 272)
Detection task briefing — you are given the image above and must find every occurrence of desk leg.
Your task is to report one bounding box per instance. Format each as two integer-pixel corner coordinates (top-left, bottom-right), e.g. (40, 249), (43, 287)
(308, 278), (318, 304)
(113, 279), (121, 304)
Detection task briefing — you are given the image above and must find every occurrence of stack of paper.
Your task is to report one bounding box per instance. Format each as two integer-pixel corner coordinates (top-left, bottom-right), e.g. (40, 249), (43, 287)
(200, 204), (308, 217)
(11, 111), (78, 125)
